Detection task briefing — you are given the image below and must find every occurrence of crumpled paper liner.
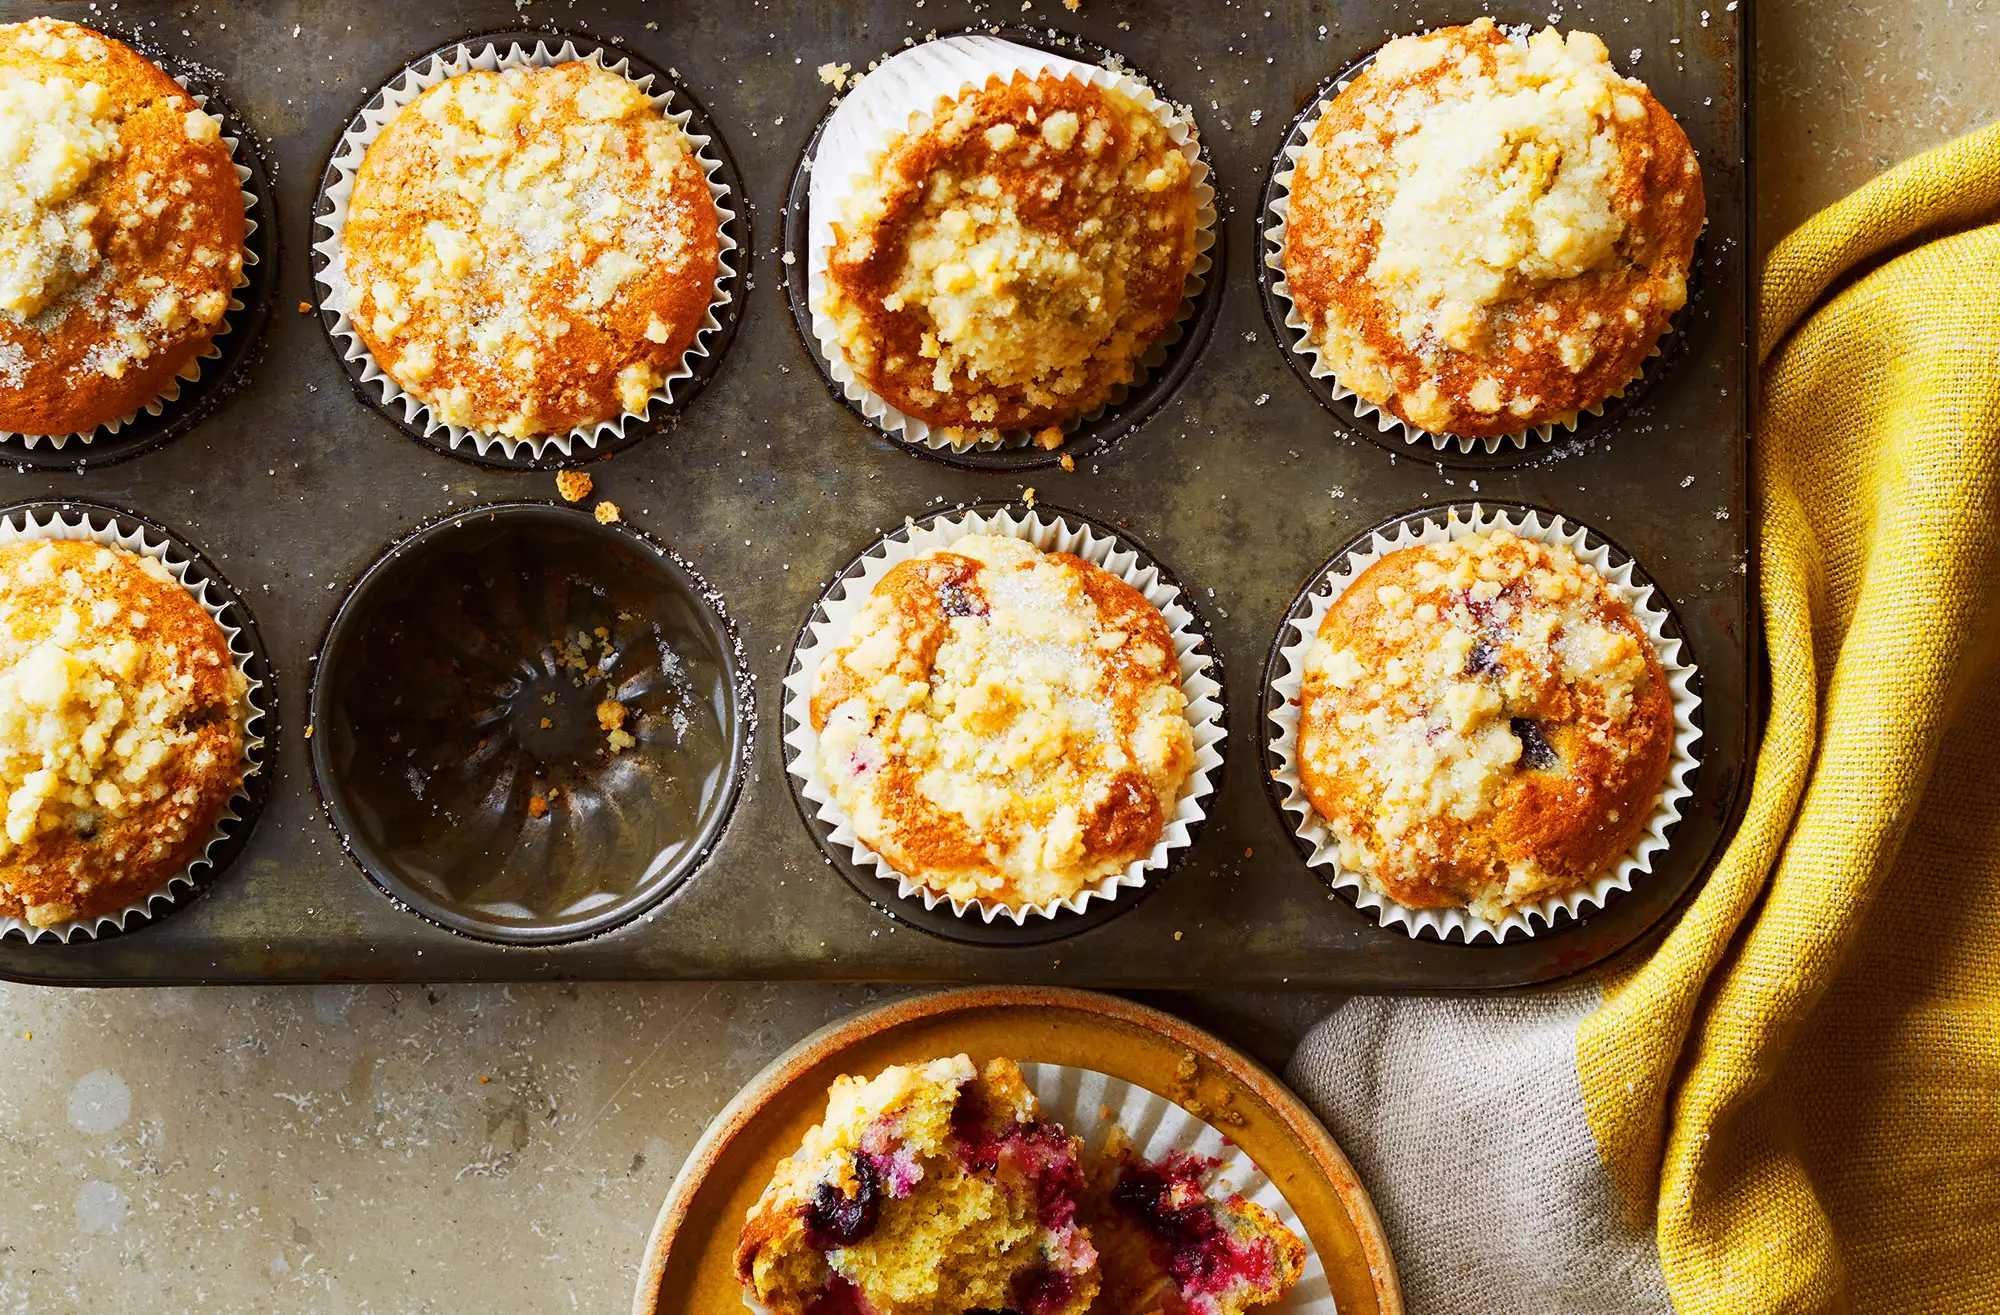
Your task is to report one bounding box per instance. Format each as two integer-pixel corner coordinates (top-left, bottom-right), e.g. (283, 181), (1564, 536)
(0, 505), (268, 943)
(1265, 502), (1701, 943)
(312, 36), (738, 462)
(807, 34), (1216, 453)
(783, 506), (1224, 925)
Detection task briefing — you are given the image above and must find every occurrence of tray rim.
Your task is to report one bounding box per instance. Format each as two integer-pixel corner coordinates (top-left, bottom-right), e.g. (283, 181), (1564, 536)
(628, 986), (1405, 1315)
(0, 0), (1758, 994)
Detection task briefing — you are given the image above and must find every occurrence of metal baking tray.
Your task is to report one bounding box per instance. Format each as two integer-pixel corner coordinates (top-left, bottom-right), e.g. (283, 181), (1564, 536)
(0, 0), (1752, 988)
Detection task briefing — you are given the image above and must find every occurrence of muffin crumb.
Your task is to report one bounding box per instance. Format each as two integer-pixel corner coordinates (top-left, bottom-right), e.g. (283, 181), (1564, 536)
(816, 61), (852, 91)
(556, 470), (593, 503)
(593, 500), (621, 525)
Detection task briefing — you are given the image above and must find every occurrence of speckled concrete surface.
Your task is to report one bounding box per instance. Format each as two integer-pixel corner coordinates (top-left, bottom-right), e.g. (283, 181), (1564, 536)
(4, 4), (1996, 1312)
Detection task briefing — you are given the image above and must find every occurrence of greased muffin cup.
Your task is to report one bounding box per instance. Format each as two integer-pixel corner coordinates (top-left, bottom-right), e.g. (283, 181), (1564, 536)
(0, 504), (269, 944)
(0, 67), (261, 452)
(807, 33), (1216, 454)
(1265, 503), (1700, 943)
(739, 1060), (1336, 1315)
(312, 35), (739, 464)
(783, 507), (1225, 925)
(1262, 53), (1687, 458)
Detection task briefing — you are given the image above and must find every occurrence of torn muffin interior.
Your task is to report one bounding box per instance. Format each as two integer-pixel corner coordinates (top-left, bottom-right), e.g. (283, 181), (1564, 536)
(735, 1056), (1099, 1315)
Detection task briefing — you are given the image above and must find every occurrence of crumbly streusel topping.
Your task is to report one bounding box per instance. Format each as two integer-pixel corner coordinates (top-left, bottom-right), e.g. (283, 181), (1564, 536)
(1361, 26), (1665, 358)
(811, 534), (1195, 907)
(0, 542), (247, 920)
(0, 67), (122, 319)
(822, 72), (1197, 436)
(1298, 530), (1666, 917)
(343, 61), (716, 439)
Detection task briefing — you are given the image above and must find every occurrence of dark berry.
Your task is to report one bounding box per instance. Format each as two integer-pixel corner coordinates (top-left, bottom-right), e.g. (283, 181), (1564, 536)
(802, 1157), (881, 1251)
(1011, 1265), (1074, 1315)
(1512, 718), (1559, 771)
(939, 581), (988, 618)
(1111, 1162), (1227, 1285)
(1464, 640), (1502, 677)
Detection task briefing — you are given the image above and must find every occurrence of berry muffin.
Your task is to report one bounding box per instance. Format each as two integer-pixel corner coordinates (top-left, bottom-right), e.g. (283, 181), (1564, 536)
(809, 534), (1196, 910)
(1281, 19), (1703, 439)
(0, 18), (246, 438)
(1294, 529), (1674, 921)
(339, 59), (720, 443)
(735, 1055), (1100, 1315)
(0, 539), (249, 929)
(1083, 1128), (1306, 1315)
(817, 39), (1200, 445)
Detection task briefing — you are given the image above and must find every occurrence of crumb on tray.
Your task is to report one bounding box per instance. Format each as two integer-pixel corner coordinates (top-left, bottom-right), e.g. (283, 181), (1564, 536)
(556, 470), (593, 503)
(594, 500), (621, 524)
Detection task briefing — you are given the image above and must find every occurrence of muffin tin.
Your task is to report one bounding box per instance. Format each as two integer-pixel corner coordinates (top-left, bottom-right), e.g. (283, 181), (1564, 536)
(0, 0), (1752, 988)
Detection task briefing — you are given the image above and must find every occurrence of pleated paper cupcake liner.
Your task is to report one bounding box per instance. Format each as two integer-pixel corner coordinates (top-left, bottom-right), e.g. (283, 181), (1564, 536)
(807, 33), (1216, 453)
(0, 505), (269, 943)
(783, 506), (1224, 925)
(1265, 502), (1701, 943)
(312, 35), (739, 463)
(742, 1062), (1336, 1315)
(1, 79), (261, 451)
(1261, 65), (1678, 457)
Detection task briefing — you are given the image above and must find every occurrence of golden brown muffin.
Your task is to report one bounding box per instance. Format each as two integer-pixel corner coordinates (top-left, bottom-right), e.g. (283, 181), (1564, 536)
(0, 540), (249, 929)
(736, 1055), (1099, 1315)
(341, 60), (720, 441)
(1282, 20), (1703, 439)
(1081, 1126), (1305, 1315)
(810, 534), (1195, 909)
(1295, 529), (1674, 921)
(820, 71), (1198, 441)
(0, 18), (246, 438)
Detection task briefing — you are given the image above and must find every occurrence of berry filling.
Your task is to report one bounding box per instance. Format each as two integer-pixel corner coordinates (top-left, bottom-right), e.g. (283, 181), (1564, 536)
(803, 1156), (882, 1251)
(803, 1276), (874, 1315)
(1109, 1153), (1284, 1307)
(1512, 716), (1559, 770)
(1010, 1265), (1076, 1315)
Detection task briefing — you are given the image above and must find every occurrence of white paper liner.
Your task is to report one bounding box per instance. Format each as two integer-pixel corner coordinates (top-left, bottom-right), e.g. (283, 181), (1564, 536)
(806, 34), (1216, 453)
(783, 507), (1224, 924)
(742, 1063), (1337, 1315)
(0, 506), (267, 944)
(312, 37), (739, 462)
(1266, 503), (1700, 943)
(2, 78), (260, 450)
(1262, 79), (1670, 456)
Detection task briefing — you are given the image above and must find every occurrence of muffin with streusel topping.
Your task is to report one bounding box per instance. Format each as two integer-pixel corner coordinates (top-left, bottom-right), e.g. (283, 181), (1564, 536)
(339, 59), (720, 443)
(0, 18), (246, 438)
(815, 37), (1201, 446)
(736, 1055), (1099, 1315)
(1294, 529), (1674, 921)
(0, 539), (249, 929)
(809, 533), (1195, 910)
(1281, 19), (1703, 439)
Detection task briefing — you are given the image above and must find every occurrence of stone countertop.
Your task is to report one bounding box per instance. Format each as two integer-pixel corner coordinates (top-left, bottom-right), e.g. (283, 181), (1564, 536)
(3, 4), (1996, 1311)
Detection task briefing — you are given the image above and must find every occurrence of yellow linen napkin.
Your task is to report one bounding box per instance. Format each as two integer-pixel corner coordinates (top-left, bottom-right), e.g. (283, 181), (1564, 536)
(1579, 120), (2000, 1311)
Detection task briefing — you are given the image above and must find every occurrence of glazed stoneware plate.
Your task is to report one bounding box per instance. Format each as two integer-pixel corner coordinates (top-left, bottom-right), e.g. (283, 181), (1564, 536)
(632, 988), (1402, 1315)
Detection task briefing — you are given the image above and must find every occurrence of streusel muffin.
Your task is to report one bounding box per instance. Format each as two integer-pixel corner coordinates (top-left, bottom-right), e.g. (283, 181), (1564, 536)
(0, 539), (248, 929)
(809, 533), (1195, 910)
(1282, 19), (1703, 439)
(340, 59), (720, 442)
(1295, 529), (1674, 920)
(0, 18), (246, 437)
(1083, 1127), (1306, 1315)
(817, 41), (1199, 443)
(736, 1055), (1099, 1315)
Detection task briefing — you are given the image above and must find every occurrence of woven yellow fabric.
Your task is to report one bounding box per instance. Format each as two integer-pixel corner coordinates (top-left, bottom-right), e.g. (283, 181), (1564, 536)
(1576, 120), (2000, 1312)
